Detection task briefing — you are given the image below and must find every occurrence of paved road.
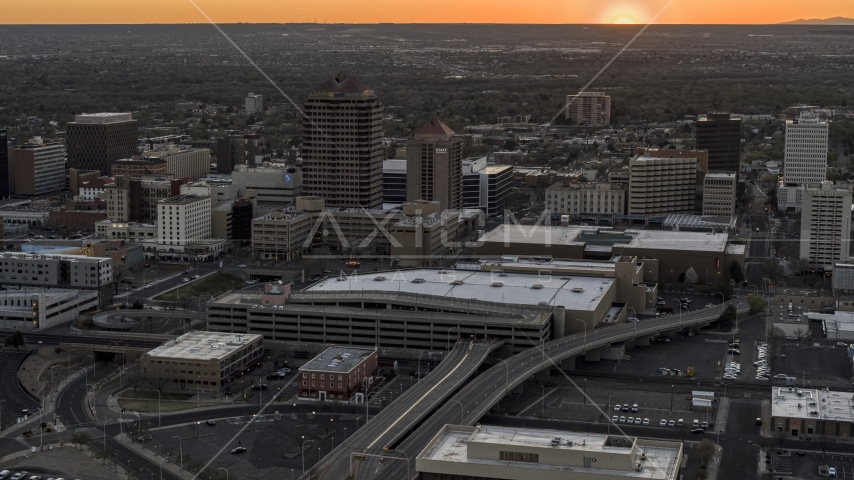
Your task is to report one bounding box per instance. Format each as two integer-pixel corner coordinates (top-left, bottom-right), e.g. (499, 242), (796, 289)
(359, 300), (751, 480)
(0, 332), (166, 350)
(307, 340), (500, 480)
(0, 351), (41, 430)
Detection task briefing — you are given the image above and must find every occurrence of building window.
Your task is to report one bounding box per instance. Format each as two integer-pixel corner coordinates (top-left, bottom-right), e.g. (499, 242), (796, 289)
(499, 451), (539, 463)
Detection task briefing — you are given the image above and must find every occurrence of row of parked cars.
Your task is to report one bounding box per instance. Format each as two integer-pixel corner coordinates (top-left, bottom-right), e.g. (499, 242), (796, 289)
(755, 343), (771, 381)
(0, 472), (73, 480)
(608, 417), (709, 434)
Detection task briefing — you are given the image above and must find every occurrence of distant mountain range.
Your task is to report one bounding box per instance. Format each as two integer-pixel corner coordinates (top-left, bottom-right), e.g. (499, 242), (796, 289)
(779, 16), (854, 25)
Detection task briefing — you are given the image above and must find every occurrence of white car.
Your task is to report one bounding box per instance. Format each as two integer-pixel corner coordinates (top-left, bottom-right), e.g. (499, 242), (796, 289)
(619, 416), (626, 423)
(634, 417), (642, 425)
(756, 376), (769, 381)
(182, 278), (190, 283)
(627, 417), (634, 424)
(614, 404), (621, 412)
(660, 419), (667, 426)
(612, 415), (619, 423)
(642, 418), (650, 426)
(238, 264), (247, 268)
(773, 374), (788, 379)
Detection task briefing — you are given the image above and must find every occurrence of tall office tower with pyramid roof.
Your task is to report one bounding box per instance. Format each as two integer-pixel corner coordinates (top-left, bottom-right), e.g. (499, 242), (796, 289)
(406, 119), (463, 211)
(301, 72), (384, 208)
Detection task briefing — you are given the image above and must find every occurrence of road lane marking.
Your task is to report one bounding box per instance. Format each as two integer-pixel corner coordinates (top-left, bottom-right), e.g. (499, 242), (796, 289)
(366, 352), (470, 450)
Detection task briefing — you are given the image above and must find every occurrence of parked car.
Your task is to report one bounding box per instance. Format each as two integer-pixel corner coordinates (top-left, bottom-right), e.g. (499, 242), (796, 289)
(612, 415), (619, 423)
(193, 274), (200, 279)
(631, 403), (638, 412)
(614, 404), (622, 412)
(627, 417), (634, 424)
(668, 420), (676, 427)
(619, 416), (626, 423)
(634, 417), (642, 425)
(727, 349), (740, 355)
(691, 428), (705, 434)
(642, 418), (650, 426)
(206, 420), (216, 426)
(659, 419), (667, 426)
(182, 278), (190, 283)
(838, 342), (848, 348)
(231, 447), (246, 454)
(755, 418), (763, 425)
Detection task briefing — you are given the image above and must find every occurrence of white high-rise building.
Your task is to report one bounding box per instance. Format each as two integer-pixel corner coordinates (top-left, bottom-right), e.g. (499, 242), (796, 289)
(157, 194), (211, 246)
(779, 113), (829, 212)
(245, 93), (264, 114)
(783, 114), (828, 184)
(800, 182), (852, 271)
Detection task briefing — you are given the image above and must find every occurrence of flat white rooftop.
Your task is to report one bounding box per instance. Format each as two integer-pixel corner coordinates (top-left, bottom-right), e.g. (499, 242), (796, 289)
(419, 425), (680, 479)
(307, 268), (615, 312)
(620, 230), (729, 253)
(772, 387), (854, 423)
(73, 112), (134, 124)
(479, 225), (584, 246)
(299, 345), (375, 374)
(145, 331), (262, 362)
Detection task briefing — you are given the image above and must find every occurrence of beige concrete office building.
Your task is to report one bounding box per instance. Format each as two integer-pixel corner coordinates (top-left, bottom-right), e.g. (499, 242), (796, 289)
(157, 194), (212, 247)
(141, 331), (264, 392)
(417, 425), (682, 480)
(702, 172), (737, 216)
(545, 182), (625, 216)
(627, 155), (697, 216)
(143, 145), (211, 181)
(799, 182), (852, 271)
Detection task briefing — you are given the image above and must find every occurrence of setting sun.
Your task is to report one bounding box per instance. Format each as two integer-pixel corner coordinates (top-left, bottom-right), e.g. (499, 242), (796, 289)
(610, 15), (638, 24)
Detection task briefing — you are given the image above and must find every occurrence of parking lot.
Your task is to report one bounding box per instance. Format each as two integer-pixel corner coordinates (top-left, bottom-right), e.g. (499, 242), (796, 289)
(787, 450), (854, 479)
(143, 412), (365, 478)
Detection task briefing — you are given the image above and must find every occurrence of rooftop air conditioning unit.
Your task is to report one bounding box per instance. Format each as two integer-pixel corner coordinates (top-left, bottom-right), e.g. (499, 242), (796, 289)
(451, 280), (463, 286)
(374, 276), (386, 281)
(491, 282), (503, 287)
(531, 284), (543, 289)
(412, 278), (425, 284)
(572, 287), (584, 293)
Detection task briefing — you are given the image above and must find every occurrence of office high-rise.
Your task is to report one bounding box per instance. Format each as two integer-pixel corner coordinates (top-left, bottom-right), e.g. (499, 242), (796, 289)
(696, 113), (742, 172)
(301, 72), (383, 209)
(406, 119), (463, 211)
(66, 113), (138, 175)
(783, 114), (828, 184)
(800, 182), (851, 270)
(0, 129), (8, 199)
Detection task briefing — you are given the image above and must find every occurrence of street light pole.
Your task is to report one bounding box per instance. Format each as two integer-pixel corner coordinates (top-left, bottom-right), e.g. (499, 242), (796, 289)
(670, 385), (674, 412)
(574, 319), (587, 345)
(159, 457), (166, 480)
(172, 436), (182, 469)
(219, 467), (229, 480)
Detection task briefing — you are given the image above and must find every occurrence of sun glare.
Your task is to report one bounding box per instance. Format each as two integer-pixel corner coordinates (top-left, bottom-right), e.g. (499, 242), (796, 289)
(611, 15), (638, 24)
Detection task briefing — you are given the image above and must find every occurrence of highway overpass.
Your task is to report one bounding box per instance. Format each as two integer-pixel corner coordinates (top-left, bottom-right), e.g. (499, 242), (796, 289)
(304, 300), (749, 479)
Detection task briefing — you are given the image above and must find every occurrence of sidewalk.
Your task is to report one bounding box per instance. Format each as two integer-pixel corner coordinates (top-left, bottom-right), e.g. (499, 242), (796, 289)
(114, 433), (195, 479)
(0, 366), (89, 440)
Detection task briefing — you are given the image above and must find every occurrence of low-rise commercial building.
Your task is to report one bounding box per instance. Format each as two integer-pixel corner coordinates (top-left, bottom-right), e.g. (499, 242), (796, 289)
(417, 425), (682, 480)
(297, 345), (378, 401)
(0, 252), (113, 307)
(474, 226), (745, 284)
(771, 386), (854, 438)
(232, 164), (302, 204)
(110, 158), (167, 177)
(0, 288), (99, 330)
(140, 331), (264, 392)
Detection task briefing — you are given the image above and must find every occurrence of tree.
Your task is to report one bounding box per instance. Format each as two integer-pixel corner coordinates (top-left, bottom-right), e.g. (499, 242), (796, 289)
(70, 431), (91, 450)
(719, 304), (737, 326)
(684, 267), (699, 285)
(747, 294), (768, 314)
(5, 331), (26, 350)
(713, 278), (734, 301)
(729, 260), (745, 284)
(697, 438), (716, 467)
(132, 299), (143, 310)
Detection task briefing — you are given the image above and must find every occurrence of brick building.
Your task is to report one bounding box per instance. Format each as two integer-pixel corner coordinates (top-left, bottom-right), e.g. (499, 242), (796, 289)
(298, 346), (378, 402)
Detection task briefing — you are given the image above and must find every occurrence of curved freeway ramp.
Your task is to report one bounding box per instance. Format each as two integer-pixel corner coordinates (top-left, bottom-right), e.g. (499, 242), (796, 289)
(305, 339), (503, 479)
(364, 301), (750, 479)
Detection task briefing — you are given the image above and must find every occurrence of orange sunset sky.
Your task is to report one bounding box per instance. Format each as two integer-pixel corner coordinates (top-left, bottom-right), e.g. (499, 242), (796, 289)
(3, 0), (853, 25)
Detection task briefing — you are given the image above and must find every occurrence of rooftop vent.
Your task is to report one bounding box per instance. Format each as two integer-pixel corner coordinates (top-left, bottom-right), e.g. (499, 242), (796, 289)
(499, 273), (508, 277)
(531, 284), (543, 289)
(412, 278), (425, 284)
(491, 282), (503, 288)
(373, 276), (386, 282)
(336, 276), (347, 282)
(538, 301), (550, 306)
(572, 287), (585, 293)
(550, 437), (561, 447)
(451, 280), (464, 286)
